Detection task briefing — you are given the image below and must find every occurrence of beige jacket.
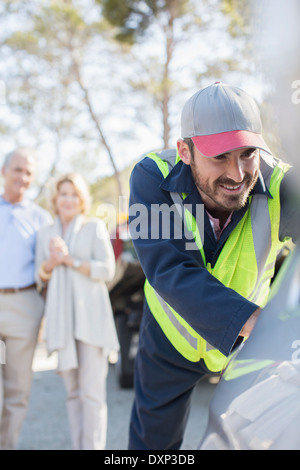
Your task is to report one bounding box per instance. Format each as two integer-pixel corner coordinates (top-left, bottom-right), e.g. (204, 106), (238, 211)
(35, 215), (119, 371)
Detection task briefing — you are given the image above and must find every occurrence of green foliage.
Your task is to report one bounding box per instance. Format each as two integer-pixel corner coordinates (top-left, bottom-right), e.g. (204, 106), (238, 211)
(100, 0), (189, 43)
(90, 160), (134, 211)
(5, 32), (39, 54)
(221, 0), (254, 37)
(100, 0), (153, 43)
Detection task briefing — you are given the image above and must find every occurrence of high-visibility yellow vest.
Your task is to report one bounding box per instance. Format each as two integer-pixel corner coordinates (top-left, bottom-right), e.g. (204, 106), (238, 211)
(143, 150), (291, 372)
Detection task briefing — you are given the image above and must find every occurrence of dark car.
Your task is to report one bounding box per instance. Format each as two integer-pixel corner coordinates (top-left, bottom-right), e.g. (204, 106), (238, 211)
(109, 219), (145, 388)
(199, 245), (300, 450)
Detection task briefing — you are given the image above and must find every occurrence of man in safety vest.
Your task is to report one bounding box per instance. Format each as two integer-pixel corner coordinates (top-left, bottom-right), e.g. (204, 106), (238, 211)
(127, 82), (299, 450)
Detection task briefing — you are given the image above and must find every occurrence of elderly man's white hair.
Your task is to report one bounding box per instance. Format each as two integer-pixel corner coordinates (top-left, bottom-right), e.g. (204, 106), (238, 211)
(3, 147), (38, 168)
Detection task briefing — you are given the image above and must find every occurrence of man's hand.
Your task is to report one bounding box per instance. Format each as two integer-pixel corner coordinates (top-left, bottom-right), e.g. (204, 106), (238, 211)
(239, 307), (262, 339)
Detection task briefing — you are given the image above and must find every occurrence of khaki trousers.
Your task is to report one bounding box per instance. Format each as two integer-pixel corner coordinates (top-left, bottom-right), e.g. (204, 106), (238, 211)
(0, 289), (44, 450)
(60, 341), (108, 450)
(59, 341), (108, 450)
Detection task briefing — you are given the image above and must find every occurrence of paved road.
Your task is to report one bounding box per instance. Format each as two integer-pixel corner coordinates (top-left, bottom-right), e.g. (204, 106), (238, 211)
(17, 342), (217, 450)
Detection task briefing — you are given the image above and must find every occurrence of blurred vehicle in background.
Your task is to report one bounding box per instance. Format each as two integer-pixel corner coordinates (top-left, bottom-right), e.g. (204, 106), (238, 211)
(108, 215), (145, 388)
(199, 245), (300, 450)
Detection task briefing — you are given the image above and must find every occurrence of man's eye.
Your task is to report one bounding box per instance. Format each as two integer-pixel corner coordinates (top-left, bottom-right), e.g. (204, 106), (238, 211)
(242, 150), (255, 158)
(214, 154), (227, 161)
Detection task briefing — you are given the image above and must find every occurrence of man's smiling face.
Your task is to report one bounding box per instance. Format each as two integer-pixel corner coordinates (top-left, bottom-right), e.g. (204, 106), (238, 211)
(178, 139), (260, 220)
(2, 153), (35, 204)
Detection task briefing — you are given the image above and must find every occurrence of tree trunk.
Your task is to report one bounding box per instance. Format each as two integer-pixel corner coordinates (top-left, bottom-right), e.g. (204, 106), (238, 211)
(72, 55), (124, 198)
(162, 8), (176, 149)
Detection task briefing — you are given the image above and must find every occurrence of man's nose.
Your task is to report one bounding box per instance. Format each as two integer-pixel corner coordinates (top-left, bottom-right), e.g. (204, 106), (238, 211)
(225, 158), (245, 182)
(21, 173), (30, 183)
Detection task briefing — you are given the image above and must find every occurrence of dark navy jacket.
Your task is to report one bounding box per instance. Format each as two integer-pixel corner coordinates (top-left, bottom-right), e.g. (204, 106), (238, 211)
(129, 154), (299, 357)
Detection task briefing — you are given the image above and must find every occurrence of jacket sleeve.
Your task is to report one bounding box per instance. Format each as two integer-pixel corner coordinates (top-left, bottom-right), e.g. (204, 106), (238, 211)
(89, 219), (116, 283)
(129, 157), (258, 357)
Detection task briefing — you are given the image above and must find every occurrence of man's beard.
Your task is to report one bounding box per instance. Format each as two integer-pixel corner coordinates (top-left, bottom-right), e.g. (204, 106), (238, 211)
(191, 165), (259, 213)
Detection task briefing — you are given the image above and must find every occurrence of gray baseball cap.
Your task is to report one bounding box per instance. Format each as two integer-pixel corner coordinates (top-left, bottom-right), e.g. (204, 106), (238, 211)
(181, 82), (271, 157)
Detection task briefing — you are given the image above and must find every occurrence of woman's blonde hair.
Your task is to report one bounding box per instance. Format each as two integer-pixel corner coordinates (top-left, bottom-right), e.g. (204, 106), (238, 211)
(49, 172), (91, 215)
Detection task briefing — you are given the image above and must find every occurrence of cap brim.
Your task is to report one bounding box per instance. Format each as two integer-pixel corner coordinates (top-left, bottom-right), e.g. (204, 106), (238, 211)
(192, 130), (272, 157)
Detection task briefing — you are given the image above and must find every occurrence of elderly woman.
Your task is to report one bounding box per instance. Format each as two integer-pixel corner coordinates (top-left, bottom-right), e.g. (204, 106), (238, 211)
(35, 172), (119, 450)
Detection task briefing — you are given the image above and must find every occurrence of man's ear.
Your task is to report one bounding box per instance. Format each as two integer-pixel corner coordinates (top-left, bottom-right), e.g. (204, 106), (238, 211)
(177, 139), (192, 165)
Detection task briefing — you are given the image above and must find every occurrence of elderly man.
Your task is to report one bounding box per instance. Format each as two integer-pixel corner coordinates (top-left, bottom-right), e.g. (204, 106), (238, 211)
(128, 82), (300, 450)
(0, 147), (51, 450)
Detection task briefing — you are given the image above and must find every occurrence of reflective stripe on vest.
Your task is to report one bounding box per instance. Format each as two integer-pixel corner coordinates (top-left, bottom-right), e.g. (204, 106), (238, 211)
(144, 151), (291, 371)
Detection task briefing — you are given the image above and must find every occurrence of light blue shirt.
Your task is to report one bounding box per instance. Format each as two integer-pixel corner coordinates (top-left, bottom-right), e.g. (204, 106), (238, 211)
(0, 196), (52, 288)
